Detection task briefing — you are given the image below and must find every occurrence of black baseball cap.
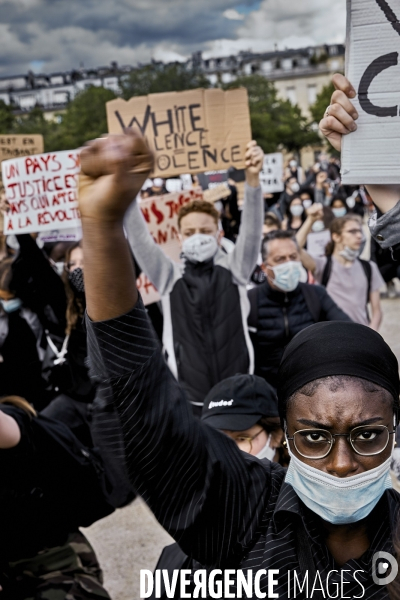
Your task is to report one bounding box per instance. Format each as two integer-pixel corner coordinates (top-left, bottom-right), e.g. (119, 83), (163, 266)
(201, 374), (279, 431)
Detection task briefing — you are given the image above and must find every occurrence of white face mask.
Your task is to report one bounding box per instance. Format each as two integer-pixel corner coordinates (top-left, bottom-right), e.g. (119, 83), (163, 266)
(290, 205), (304, 217)
(289, 161), (298, 169)
(332, 207), (347, 218)
(303, 199), (312, 210)
(285, 446), (392, 524)
(339, 245), (361, 262)
(290, 182), (300, 194)
(182, 233), (219, 263)
(256, 436), (276, 461)
(312, 220), (325, 233)
(267, 260), (302, 293)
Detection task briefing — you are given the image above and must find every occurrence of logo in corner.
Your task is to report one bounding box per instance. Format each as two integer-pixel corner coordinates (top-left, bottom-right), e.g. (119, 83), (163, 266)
(372, 552), (398, 586)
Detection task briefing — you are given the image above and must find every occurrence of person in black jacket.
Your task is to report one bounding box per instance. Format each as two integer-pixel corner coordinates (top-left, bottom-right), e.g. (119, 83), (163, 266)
(248, 230), (351, 389)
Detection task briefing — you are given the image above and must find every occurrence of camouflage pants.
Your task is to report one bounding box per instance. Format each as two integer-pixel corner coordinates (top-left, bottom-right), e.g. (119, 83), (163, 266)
(1, 530), (111, 600)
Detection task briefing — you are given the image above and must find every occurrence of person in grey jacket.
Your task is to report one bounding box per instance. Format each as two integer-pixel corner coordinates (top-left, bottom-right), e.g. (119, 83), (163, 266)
(125, 141), (264, 415)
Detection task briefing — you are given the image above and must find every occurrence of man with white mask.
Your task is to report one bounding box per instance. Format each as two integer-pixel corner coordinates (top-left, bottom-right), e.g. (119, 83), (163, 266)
(77, 130), (400, 599)
(125, 140), (264, 415)
(248, 230), (350, 389)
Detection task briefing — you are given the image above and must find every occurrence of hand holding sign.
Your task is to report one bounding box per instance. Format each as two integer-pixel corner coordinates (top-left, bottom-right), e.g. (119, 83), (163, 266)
(320, 74), (358, 152)
(79, 130), (154, 224)
(320, 74), (400, 215)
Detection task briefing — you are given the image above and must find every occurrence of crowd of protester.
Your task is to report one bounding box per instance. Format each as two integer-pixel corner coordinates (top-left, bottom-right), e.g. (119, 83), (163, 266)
(0, 71), (399, 599)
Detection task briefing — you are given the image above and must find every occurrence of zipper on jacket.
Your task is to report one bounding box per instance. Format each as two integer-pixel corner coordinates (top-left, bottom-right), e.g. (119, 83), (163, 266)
(283, 294), (290, 338)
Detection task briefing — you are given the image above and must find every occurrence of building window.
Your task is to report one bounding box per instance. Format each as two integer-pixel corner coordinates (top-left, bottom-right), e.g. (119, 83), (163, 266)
(307, 84), (317, 105)
(19, 95), (36, 109)
(286, 87), (297, 105)
(282, 58), (292, 70)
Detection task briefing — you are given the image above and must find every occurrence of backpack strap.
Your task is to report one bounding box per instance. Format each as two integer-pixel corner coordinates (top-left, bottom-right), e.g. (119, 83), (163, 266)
(358, 258), (372, 323)
(358, 259), (372, 305)
(299, 283), (322, 323)
(321, 255), (332, 288)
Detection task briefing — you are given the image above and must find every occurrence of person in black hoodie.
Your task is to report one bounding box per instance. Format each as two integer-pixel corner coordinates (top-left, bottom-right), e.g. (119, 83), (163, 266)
(248, 230), (351, 389)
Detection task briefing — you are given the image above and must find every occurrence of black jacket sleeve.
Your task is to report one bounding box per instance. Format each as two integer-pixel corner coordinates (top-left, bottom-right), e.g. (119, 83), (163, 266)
(86, 298), (281, 568)
(317, 286), (353, 322)
(12, 235), (67, 332)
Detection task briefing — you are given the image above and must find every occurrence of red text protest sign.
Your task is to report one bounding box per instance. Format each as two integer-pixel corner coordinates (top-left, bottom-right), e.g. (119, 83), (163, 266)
(136, 188), (203, 305)
(1, 150), (81, 234)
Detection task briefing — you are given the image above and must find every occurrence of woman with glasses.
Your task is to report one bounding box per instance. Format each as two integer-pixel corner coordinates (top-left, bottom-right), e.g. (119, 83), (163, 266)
(79, 130), (400, 600)
(200, 373), (287, 465)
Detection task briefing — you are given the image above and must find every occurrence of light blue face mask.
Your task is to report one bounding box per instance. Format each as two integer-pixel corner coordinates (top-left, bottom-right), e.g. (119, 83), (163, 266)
(332, 207), (347, 218)
(268, 260), (302, 293)
(285, 447), (392, 524)
(1, 298), (23, 313)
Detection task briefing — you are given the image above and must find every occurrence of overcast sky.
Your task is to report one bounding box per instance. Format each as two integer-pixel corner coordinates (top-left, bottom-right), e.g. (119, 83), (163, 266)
(0, 0), (347, 76)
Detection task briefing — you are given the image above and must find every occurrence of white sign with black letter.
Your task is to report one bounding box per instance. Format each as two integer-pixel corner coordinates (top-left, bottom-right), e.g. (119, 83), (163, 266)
(260, 153), (284, 194)
(342, 0), (400, 184)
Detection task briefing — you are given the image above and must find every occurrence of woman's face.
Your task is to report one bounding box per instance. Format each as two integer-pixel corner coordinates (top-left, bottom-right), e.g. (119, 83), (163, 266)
(332, 199), (346, 209)
(286, 379), (394, 477)
(67, 247), (84, 272)
(223, 420), (284, 459)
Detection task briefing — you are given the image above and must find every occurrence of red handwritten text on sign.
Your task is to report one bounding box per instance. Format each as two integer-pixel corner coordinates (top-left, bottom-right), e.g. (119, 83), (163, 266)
(2, 150), (81, 234)
(136, 187), (203, 305)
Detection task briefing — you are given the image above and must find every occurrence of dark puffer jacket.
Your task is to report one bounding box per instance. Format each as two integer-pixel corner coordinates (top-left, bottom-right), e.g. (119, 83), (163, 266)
(248, 281), (351, 389)
(170, 260), (249, 412)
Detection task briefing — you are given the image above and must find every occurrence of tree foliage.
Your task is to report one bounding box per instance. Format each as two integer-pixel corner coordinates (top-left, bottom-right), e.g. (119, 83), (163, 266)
(223, 75), (319, 154)
(1, 86), (116, 152)
(310, 82), (334, 124)
(121, 62), (209, 99)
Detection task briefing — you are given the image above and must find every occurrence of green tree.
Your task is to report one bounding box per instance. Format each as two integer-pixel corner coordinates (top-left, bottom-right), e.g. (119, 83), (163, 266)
(121, 62), (209, 99)
(50, 86), (117, 151)
(310, 82), (335, 124)
(223, 75), (319, 154)
(0, 100), (16, 133)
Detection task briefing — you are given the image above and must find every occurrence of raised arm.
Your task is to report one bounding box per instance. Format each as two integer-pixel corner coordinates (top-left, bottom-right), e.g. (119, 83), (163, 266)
(229, 142), (264, 285)
(79, 131), (276, 566)
(124, 199), (178, 296)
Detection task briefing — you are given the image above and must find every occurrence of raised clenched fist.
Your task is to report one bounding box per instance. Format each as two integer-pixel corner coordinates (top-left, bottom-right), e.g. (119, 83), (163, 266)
(79, 130), (154, 223)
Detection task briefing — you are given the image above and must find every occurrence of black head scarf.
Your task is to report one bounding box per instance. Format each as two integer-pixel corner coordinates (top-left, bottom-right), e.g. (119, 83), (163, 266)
(277, 321), (399, 422)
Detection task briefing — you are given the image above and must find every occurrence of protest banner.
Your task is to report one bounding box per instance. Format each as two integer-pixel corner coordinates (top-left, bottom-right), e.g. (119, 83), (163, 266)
(203, 183), (231, 203)
(37, 227), (82, 244)
(197, 169), (228, 190)
(0, 135), (44, 163)
(342, 0), (400, 183)
(136, 188), (203, 305)
(1, 150), (81, 234)
(260, 153), (284, 194)
(106, 88), (251, 178)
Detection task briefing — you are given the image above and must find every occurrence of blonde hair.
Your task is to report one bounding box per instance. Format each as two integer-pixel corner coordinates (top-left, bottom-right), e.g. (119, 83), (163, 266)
(0, 395), (37, 417)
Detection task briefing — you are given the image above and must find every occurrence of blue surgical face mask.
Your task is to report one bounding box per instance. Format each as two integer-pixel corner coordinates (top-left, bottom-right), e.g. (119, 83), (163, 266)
(1, 298), (23, 313)
(332, 207), (347, 218)
(285, 446), (392, 524)
(267, 260), (302, 293)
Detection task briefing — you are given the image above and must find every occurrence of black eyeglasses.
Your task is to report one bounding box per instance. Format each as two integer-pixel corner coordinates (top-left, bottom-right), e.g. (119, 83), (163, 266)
(286, 425), (395, 460)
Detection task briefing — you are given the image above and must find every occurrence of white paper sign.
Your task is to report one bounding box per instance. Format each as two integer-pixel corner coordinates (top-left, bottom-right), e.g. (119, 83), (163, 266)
(2, 150), (81, 234)
(307, 229), (331, 257)
(342, 0), (400, 184)
(260, 153), (284, 194)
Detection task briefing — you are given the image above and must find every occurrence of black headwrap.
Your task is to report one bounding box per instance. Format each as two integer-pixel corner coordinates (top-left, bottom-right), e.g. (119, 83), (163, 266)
(277, 321), (400, 422)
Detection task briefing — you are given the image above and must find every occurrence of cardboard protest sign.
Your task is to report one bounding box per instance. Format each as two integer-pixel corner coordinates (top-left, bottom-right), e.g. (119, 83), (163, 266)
(0, 135), (44, 163)
(2, 150), (80, 234)
(136, 188), (203, 305)
(203, 183), (231, 203)
(260, 153), (284, 194)
(106, 88), (251, 178)
(342, 0), (400, 183)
